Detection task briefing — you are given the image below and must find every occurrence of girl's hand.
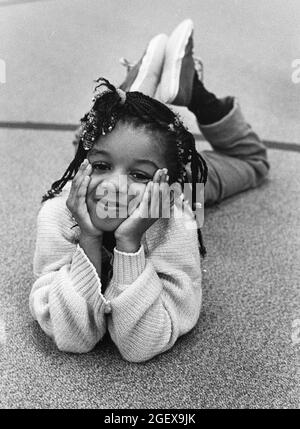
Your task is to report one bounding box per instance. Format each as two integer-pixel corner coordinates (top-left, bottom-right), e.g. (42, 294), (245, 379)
(66, 159), (103, 239)
(114, 168), (174, 253)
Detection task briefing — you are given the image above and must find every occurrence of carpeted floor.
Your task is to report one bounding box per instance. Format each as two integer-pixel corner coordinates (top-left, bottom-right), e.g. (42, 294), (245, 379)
(0, 128), (299, 409)
(1, 0), (299, 410)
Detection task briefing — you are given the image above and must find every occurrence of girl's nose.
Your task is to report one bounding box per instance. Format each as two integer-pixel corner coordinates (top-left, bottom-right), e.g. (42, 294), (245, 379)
(96, 173), (128, 197)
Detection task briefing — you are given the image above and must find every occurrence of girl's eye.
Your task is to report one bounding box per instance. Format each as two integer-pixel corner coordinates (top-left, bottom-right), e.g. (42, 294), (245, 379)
(92, 162), (110, 171)
(131, 172), (151, 182)
(91, 163), (150, 181)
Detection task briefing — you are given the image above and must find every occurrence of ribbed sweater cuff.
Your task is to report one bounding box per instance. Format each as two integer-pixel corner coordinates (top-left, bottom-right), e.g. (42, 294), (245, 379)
(112, 245), (146, 285)
(70, 244), (104, 303)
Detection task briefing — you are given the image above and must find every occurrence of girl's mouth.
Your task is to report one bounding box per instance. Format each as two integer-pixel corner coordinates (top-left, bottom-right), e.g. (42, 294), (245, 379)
(95, 199), (128, 218)
(96, 199), (127, 209)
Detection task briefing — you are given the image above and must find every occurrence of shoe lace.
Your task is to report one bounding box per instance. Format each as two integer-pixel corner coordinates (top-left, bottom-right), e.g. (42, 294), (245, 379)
(194, 57), (204, 81)
(119, 57), (136, 72)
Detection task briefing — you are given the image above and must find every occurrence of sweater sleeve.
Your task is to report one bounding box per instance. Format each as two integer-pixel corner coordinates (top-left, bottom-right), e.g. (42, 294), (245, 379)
(29, 195), (109, 353)
(104, 204), (203, 362)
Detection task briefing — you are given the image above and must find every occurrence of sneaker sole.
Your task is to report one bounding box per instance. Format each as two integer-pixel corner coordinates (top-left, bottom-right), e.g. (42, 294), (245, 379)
(158, 19), (194, 103)
(130, 33), (168, 92)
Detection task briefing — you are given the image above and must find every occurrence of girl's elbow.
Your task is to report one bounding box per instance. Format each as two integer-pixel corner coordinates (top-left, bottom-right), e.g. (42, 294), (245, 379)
(119, 347), (156, 363)
(55, 338), (96, 354)
(117, 334), (174, 363)
(53, 327), (102, 354)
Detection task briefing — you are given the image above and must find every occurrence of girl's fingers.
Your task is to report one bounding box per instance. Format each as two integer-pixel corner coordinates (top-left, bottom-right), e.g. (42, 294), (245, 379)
(160, 168), (168, 185)
(76, 158), (88, 177)
(137, 181), (152, 218)
(72, 159), (88, 186)
(147, 168), (170, 218)
(76, 165), (92, 209)
(170, 190), (174, 207)
(161, 169), (173, 215)
(75, 175), (91, 219)
(160, 182), (170, 217)
(77, 164), (92, 197)
(70, 172), (86, 203)
(72, 160), (90, 191)
(153, 167), (168, 184)
(129, 173), (172, 221)
(69, 160), (91, 210)
(152, 169), (161, 183)
(150, 182), (160, 218)
(77, 174), (90, 199)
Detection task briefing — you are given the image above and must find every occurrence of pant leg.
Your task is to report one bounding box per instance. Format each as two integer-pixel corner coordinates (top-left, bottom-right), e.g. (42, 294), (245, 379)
(195, 97), (270, 206)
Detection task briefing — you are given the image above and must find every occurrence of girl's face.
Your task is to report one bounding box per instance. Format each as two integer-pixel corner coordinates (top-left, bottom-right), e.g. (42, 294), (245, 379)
(86, 121), (167, 232)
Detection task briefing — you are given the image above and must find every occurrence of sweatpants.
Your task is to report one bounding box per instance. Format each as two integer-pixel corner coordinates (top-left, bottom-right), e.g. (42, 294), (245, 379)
(192, 96), (270, 206)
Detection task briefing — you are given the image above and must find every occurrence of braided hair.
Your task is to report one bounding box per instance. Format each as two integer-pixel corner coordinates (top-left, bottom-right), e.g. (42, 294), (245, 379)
(42, 78), (208, 257)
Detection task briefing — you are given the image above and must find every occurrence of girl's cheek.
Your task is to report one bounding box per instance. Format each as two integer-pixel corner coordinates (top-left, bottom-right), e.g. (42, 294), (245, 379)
(129, 181), (147, 194)
(88, 175), (106, 198)
(127, 182), (147, 204)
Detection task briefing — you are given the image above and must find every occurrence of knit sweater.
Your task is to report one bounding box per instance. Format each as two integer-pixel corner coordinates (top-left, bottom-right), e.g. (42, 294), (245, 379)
(29, 181), (202, 362)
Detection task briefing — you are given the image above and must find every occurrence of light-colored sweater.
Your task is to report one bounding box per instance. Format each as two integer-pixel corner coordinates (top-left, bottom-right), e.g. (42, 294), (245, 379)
(29, 181), (202, 362)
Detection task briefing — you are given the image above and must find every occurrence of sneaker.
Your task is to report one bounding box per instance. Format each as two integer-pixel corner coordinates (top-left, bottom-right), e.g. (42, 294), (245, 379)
(119, 33), (168, 97)
(157, 19), (195, 106)
(194, 56), (204, 82)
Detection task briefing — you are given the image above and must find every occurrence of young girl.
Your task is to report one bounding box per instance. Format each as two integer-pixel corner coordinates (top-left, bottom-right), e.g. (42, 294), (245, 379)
(29, 20), (269, 362)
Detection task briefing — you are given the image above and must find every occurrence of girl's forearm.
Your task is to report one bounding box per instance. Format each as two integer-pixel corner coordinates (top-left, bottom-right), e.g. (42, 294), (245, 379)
(79, 233), (103, 278)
